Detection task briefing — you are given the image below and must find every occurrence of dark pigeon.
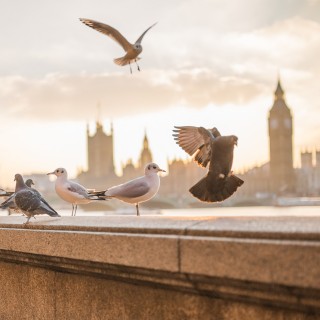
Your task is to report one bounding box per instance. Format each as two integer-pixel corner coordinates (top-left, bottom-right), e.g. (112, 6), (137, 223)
(12, 174), (60, 223)
(0, 179), (35, 212)
(173, 126), (244, 202)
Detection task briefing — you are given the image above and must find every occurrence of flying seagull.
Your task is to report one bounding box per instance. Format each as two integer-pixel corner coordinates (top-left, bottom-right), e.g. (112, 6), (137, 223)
(12, 174), (60, 224)
(0, 179), (37, 212)
(90, 163), (165, 216)
(173, 126), (244, 202)
(47, 168), (105, 216)
(79, 18), (157, 73)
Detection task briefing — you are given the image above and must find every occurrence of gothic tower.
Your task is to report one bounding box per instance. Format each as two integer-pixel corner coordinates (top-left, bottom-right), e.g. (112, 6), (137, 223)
(87, 121), (114, 177)
(268, 78), (295, 193)
(139, 131), (153, 169)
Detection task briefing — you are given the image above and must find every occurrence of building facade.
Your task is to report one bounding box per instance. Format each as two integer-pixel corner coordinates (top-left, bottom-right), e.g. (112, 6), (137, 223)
(87, 121), (114, 177)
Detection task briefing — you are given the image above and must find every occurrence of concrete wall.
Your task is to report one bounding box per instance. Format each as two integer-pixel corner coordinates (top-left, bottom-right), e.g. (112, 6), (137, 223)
(0, 215), (320, 319)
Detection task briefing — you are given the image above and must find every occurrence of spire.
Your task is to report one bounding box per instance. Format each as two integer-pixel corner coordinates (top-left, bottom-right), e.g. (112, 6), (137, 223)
(96, 102), (103, 130)
(274, 76), (284, 100)
(143, 129), (149, 149)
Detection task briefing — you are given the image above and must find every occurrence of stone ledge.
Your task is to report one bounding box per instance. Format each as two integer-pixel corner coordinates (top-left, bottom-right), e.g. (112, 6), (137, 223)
(1, 215), (320, 240)
(0, 215), (320, 315)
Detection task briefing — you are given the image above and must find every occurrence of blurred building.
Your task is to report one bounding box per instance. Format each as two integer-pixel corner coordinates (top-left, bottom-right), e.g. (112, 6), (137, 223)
(296, 150), (320, 196)
(74, 76), (319, 206)
(268, 79), (295, 194)
(77, 121), (117, 189)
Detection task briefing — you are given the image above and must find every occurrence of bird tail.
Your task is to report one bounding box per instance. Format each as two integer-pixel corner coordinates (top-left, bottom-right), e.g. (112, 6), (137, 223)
(114, 56), (141, 66)
(0, 197), (14, 210)
(33, 208), (61, 217)
(47, 211), (61, 217)
(189, 174), (244, 203)
(88, 190), (111, 200)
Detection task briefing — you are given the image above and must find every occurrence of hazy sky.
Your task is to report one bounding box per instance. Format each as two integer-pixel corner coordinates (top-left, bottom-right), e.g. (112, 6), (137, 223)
(1, 0), (320, 187)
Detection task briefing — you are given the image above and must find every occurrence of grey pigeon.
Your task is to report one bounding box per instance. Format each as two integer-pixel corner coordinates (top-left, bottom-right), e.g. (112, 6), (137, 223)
(13, 174), (60, 224)
(173, 126), (244, 202)
(0, 179), (35, 212)
(79, 18), (157, 73)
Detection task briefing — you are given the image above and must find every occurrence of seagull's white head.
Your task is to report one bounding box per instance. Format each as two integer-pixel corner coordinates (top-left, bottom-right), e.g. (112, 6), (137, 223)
(145, 163), (166, 175)
(47, 168), (68, 178)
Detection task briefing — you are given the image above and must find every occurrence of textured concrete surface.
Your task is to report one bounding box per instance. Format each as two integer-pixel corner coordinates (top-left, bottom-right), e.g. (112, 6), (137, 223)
(0, 215), (319, 319)
(1, 215), (320, 239)
(0, 261), (319, 320)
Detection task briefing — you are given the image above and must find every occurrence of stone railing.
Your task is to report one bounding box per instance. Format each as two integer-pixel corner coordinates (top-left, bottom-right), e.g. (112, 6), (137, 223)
(0, 215), (319, 319)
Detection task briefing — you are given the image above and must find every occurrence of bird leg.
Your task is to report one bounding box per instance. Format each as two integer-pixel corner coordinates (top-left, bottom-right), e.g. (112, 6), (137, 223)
(135, 59), (140, 71)
(71, 204), (74, 216)
(129, 62), (132, 74)
(136, 204), (140, 216)
(24, 216), (31, 224)
(74, 204), (78, 216)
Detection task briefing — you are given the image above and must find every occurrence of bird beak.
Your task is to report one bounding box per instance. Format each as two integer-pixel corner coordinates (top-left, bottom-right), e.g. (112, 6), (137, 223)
(159, 168), (166, 172)
(47, 172), (54, 175)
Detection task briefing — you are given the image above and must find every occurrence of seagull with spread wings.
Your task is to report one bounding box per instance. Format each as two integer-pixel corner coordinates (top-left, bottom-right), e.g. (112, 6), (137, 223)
(173, 126), (244, 203)
(79, 18), (157, 73)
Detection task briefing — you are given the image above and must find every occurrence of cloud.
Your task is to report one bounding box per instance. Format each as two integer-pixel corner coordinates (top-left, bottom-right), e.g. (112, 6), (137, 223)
(0, 69), (266, 121)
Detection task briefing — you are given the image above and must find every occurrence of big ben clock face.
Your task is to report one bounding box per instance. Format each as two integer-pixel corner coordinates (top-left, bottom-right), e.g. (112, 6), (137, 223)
(270, 119), (278, 129)
(284, 118), (291, 128)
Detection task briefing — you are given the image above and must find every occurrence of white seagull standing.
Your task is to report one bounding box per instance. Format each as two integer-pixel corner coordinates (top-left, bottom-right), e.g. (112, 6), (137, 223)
(47, 168), (103, 216)
(79, 18), (157, 73)
(90, 163), (165, 216)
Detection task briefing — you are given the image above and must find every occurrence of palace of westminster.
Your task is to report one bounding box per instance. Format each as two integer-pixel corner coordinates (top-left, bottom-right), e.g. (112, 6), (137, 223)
(25, 78), (320, 207)
(74, 77), (320, 206)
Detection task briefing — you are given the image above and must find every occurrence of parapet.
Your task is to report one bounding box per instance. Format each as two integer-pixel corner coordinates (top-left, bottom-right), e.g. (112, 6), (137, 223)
(0, 215), (319, 319)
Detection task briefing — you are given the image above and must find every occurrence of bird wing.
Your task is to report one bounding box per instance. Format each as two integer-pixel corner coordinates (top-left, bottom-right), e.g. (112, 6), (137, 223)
(107, 179), (149, 199)
(67, 182), (89, 198)
(79, 18), (132, 52)
(134, 22), (157, 45)
(173, 126), (214, 167)
(0, 194), (16, 209)
(15, 189), (41, 212)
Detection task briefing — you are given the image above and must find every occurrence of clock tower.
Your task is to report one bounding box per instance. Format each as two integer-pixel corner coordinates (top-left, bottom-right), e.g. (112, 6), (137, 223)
(268, 78), (295, 194)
